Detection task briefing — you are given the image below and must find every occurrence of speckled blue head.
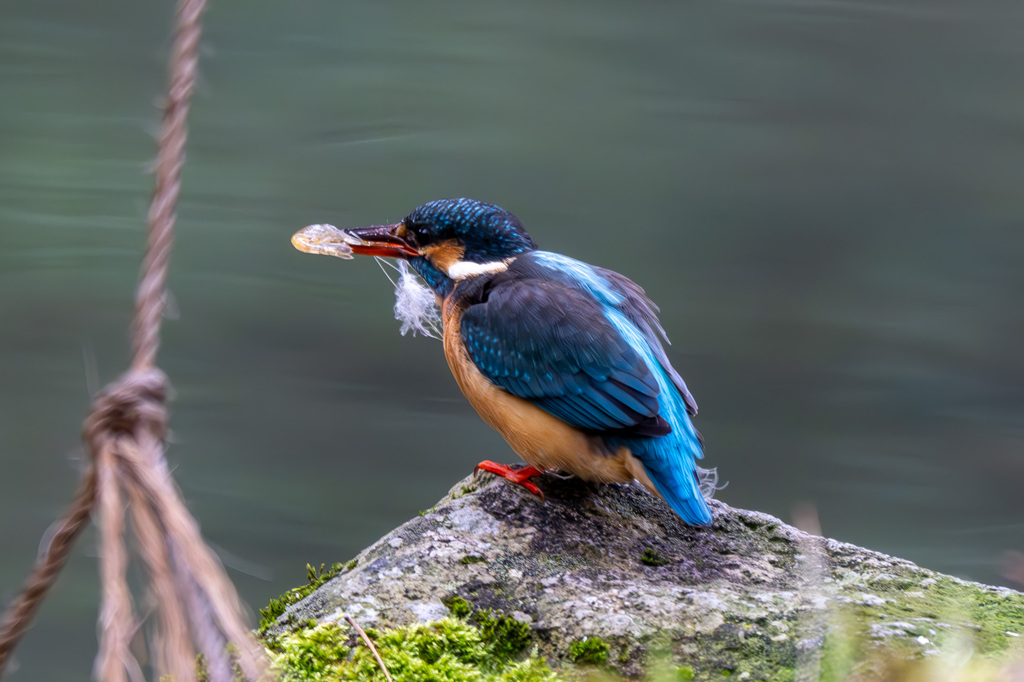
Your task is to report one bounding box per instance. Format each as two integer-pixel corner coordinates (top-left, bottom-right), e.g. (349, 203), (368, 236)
(403, 198), (537, 263)
(344, 198), (538, 299)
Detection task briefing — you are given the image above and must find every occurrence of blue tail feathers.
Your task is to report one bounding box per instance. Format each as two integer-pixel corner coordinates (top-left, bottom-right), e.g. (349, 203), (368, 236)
(602, 308), (714, 525)
(636, 442), (713, 525)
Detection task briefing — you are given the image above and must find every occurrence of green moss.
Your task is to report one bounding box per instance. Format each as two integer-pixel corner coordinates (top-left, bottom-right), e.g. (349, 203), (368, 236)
(681, 572), (1024, 682)
(568, 637), (609, 664)
(258, 562), (348, 632)
(822, 573), (1024, 661)
(451, 485), (480, 500)
(262, 553), (1024, 681)
(473, 609), (533, 659)
(444, 595), (473, 619)
(684, 621), (797, 682)
(260, 597), (291, 633)
(266, 611), (1024, 682)
(460, 555), (488, 565)
(640, 548), (669, 567)
(819, 613), (866, 682)
(922, 577), (1024, 654)
(266, 618), (555, 682)
(272, 623), (350, 679)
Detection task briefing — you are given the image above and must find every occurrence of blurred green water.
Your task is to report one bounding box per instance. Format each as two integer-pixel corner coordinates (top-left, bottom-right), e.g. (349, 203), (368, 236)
(2, 0), (1023, 679)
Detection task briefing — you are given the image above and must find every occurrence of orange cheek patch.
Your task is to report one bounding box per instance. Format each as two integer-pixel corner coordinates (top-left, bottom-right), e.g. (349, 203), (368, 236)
(421, 240), (465, 274)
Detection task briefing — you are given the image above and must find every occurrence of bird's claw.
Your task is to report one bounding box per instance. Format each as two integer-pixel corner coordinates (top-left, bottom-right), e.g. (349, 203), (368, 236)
(474, 460), (546, 501)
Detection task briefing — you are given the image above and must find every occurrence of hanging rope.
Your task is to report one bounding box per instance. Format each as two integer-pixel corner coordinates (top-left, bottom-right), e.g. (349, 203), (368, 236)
(0, 0), (269, 679)
(0, 470), (97, 670)
(132, 0), (203, 373)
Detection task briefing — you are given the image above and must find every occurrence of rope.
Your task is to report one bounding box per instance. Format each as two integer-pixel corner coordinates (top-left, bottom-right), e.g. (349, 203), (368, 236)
(0, 1), (269, 679)
(0, 467), (96, 666)
(133, 0), (204, 373)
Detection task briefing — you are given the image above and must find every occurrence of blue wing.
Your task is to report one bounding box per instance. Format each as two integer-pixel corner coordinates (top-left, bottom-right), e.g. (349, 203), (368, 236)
(459, 251), (713, 525)
(597, 267), (700, 419)
(460, 277), (670, 437)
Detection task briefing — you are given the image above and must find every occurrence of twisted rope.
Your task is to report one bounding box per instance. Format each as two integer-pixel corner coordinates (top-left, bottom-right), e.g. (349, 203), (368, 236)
(133, 0), (204, 373)
(0, 0), (269, 679)
(0, 467), (96, 667)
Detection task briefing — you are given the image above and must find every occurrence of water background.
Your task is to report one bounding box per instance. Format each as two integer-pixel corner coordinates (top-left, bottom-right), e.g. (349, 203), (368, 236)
(2, 1), (1023, 679)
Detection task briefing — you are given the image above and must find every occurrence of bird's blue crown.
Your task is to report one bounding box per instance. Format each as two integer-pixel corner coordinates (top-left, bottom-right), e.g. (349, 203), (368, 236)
(403, 198), (537, 263)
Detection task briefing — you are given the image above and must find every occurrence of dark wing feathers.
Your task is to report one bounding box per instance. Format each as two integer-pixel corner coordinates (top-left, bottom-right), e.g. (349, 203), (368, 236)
(460, 278), (670, 437)
(599, 266), (699, 416)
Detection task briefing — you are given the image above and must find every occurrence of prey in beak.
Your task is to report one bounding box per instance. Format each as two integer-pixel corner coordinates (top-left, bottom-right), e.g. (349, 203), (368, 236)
(291, 223), (419, 260)
(290, 220), (441, 339)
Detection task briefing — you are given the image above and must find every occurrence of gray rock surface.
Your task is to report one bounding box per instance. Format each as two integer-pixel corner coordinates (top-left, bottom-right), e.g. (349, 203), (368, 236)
(269, 471), (1024, 679)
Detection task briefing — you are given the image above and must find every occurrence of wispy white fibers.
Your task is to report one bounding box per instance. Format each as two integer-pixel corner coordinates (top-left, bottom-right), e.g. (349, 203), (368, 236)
(375, 258), (441, 339)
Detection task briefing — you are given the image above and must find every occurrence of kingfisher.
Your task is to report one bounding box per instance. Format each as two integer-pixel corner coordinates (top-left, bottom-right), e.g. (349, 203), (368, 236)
(312, 198), (715, 525)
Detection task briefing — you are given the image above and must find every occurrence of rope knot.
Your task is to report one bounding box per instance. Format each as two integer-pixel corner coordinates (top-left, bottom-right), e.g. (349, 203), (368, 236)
(84, 368), (170, 452)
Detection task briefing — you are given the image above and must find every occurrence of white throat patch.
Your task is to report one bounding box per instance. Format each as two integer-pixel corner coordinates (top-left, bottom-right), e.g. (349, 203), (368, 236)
(446, 258), (513, 281)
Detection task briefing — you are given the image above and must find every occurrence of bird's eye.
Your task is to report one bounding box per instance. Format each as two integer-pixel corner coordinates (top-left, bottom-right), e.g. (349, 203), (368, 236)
(406, 222), (429, 244)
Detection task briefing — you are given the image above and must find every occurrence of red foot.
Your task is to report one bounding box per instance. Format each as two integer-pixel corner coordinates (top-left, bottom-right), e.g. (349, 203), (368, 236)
(474, 461), (545, 501)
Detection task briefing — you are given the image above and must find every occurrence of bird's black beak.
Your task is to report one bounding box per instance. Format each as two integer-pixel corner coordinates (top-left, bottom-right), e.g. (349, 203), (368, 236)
(344, 223), (419, 259)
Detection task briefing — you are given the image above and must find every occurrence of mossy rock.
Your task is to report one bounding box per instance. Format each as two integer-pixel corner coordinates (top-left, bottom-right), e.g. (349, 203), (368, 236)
(262, 473), (1024, 680)
(265, 617), (558, 682)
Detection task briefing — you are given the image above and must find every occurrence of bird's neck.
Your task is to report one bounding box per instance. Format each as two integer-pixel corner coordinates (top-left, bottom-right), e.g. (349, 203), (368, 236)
(410, 256), (454, 299)
(412, 249), (535, 301)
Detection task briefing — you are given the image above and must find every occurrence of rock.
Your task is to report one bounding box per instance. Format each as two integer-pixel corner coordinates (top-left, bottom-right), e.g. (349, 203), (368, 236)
(266, 472), (1024, 680)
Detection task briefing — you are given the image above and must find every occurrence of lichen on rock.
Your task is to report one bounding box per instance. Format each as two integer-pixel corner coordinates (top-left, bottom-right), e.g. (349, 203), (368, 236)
(262, 472), (1024, 680)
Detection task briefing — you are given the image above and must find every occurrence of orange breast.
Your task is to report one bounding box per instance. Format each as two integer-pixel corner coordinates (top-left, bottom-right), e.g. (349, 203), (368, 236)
(441, 295), (657, 492)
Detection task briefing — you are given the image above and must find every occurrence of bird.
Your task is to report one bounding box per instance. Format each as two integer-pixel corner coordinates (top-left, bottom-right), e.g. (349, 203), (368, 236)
(337, 197), (715, 525)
